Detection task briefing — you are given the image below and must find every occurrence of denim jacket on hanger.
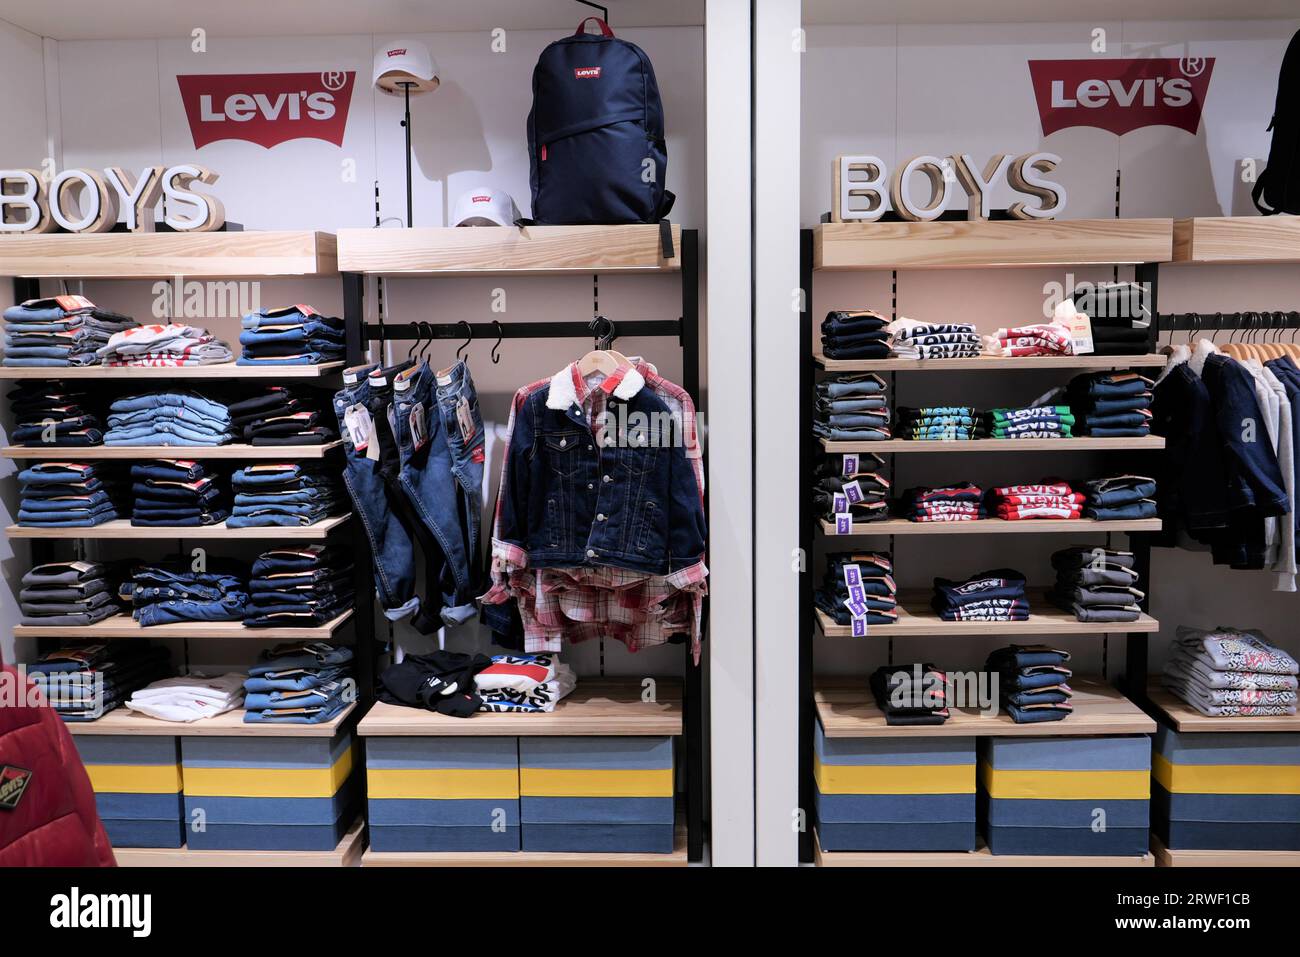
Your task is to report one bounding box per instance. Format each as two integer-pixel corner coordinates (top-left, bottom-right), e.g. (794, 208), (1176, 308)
(494, 361), (707, 578)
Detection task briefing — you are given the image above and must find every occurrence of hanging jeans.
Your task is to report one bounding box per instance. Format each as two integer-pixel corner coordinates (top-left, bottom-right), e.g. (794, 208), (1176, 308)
(391, 359), (486, 627)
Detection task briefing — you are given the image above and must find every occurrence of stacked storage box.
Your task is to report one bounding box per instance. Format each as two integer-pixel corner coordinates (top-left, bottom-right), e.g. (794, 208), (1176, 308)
(366, 737), (520, 852)
(180, 731), (357, 851)
(519, 737), (675, 853)
(1153, 723), (1300, 850)
(74, 735), (184, 848)
(813, 721), (977, 851)
(980, 735), (1150, 855)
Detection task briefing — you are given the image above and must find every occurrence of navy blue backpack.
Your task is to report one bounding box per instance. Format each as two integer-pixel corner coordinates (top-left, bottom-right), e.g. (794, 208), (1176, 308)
(527, 17), (675, 226)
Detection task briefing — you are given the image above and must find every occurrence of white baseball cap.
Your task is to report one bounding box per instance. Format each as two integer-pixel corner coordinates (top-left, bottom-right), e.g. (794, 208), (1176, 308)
(374, 39), (440, 94)
(452, 187), (521, 227)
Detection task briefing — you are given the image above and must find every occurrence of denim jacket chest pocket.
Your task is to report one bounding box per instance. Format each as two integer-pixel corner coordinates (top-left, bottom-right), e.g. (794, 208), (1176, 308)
(543, 429), (587, 478)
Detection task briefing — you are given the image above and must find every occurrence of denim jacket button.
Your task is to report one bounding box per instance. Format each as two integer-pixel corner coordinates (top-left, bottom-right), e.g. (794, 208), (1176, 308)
(596, 513), (606, 522)
(586, 549), (597, 558)
(602, 474), (613, 483)
(587, 483), (594, 490)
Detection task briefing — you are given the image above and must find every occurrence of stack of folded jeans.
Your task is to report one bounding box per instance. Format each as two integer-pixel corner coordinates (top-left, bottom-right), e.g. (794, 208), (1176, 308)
(870, 663), (950, 725)
(899, 483), (985, 522)
(243, 642), (354, 723)
(104, 392), (234, 447)
(17, 461), (123, 528)
(229, 463), (346, 528)
(474, 654), (579, 713)
(932, 568), (1029, 621)
(27, 640), (171, 721)
(986, 645), (1073, 723)
(1081, 474), (1157, 520)
(812, 372), (890, 442)
(3, 296), (136, 367)
(820, 310), (891, 360)
(245, 544), (355, 627)
(8, 382), (105, 446)
(96, 323), (233, 367)
(985, 405), (1074, 439)
(814, 551), (898, 631)
(1066, 371), (1154, 437)
(986, 321), (1073, 358)
(124, 560), (249, 627)
(20, 560), (126, 626)
(887, 319), (982, 360)
(131, 459), (229, 527)
(986, 481), (1085, 520)
(1162, 626), (1299, 717)
(228, 386), (339, 445)
(238, 305), (346, 366)
(812, 452), (889, 524)
(897, 406), (985, 441)
(1048, 546), (1144, 623)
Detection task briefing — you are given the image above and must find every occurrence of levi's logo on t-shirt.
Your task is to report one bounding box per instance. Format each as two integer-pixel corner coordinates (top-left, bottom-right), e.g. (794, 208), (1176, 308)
(573, 67), (602, 79)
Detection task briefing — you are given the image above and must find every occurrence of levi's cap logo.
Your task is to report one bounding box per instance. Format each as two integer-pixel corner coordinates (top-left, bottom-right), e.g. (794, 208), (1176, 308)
(472, 195), (491, 203)
(0, 767), (33, 811)
(388, 48), (406, 57)
(574, 67), (602, 79)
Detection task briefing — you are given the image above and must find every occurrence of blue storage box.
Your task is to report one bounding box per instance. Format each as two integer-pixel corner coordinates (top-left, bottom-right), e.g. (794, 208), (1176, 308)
(1152, 724), (1300, 850)
(814, 721), (976, 852)
(518, 737), (674, 853)
(74, 735), (184, 849)
(980, 735), (1150, 856)
(367, 736), (520, 853)
(181, 731), (357, 851)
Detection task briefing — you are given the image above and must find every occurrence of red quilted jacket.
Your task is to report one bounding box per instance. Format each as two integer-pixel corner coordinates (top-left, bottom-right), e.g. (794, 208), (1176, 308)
(0, 663), (116, 866)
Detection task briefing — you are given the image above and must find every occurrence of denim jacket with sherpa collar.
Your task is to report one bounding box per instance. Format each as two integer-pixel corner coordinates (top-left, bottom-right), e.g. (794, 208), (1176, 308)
(494, 361), (706, 579)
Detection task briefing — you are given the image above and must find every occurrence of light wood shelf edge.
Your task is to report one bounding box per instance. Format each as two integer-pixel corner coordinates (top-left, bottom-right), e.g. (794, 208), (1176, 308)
(1151, 835), (1300, 867)
(14, 608), (353, 640)
(0, 362), (344, 380)
(813, 353), (1168, 372)
(6, 514), (351, 540)
(66, 701), (357, 737)
(1146, 683), (1300, 732)
(815, 831), (1153, 867)
(1172, 216), (1300, 265)
(2, 441), (342, 460)
(819, 518), (1162, 536)
(814, 604), (1160, 638)
(819, 436), (1166, 453)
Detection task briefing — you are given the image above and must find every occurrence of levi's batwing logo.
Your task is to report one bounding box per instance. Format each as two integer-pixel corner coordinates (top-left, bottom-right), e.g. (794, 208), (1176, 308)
(574, 67), (602, 79)
(0, 766), (33, 811)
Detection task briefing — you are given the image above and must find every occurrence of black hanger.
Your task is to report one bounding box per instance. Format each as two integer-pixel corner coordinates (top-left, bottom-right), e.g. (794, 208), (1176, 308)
(407, 320), (423, 359)
(491, 320), (503, 364)
(457, 321), (473, 362)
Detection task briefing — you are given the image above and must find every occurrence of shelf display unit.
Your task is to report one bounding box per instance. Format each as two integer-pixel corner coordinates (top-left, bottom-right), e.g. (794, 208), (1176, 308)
(798, 218), (1174, 866)
(337, 224), (706, 864)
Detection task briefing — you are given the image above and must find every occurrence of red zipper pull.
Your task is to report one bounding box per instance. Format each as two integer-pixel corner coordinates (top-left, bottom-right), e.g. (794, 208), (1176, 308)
(541, 144), (548, 161)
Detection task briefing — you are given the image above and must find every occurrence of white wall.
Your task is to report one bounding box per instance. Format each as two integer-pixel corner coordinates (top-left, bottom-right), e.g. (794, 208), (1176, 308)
(800, 18), (1300, 684)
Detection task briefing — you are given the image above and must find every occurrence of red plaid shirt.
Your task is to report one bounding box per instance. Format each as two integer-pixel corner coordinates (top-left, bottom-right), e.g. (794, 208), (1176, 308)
(482, 362), (707, 660)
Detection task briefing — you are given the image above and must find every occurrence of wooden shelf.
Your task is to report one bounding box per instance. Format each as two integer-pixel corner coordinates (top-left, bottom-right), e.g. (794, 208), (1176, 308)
(814, 353), (1167, 373)
(1146, 683), (1300, 733)
(363, 822), (686, 868)
(14, 609), (352, 640)
(2, 441), (341, 460)
(820, 517), (1161, 536)
(1151, 836), (1300, 868)
(65, 702), (356, 737)
(337, 225), (681, 276)
(358, 679), (682, 737)
(815, 596), (1159, 638)
(815, 830), (1153, 867)
(1173, 216), (1300, 265)
(813, 219), (1173, 270)
(7, 514), (351, 541)
(0, 362), (343, 380)
(815, 677), (1157, 738)
(820, 436), (1166, 453)
(113, 818), (365, 867)
(0, 230), (337, 278)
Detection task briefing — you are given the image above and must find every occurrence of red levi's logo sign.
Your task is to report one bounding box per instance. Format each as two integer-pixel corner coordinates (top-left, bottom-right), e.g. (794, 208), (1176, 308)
(1027, 57), (1214, 135)
(574, 67), (602, 79)
(176, 71), (357, 148)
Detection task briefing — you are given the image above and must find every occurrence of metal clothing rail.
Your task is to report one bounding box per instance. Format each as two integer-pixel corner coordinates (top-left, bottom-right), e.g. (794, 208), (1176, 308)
(341, 228), (706, 862)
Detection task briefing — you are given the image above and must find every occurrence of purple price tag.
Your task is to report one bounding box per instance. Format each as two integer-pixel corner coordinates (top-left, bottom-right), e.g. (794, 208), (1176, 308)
(842, 479), (864, 505)
(835, 513), (852, 535)
(832, 493), (848, 514)
(851, 616), (868, 638)
(843, 564), (862, 587)
(843, 597), (869, 618)
(842, 453), (858, 477)
(848, 583), (866, 603)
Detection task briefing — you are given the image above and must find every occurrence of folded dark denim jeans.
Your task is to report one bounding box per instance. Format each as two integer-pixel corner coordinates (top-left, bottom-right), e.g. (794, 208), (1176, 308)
(1004, 703), (1071, 723)
(816, 374), (886, 398)
(823, 342), (893, 360)
(135, 594), (248, 625)
(1085, 500), (1157, 521)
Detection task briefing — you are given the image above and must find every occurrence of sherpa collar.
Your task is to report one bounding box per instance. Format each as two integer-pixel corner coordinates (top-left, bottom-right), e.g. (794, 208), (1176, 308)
(546, 361), (645, 410)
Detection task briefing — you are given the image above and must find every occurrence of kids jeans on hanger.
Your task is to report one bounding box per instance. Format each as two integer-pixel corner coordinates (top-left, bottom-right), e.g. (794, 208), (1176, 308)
(392, 359), (486, 628)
